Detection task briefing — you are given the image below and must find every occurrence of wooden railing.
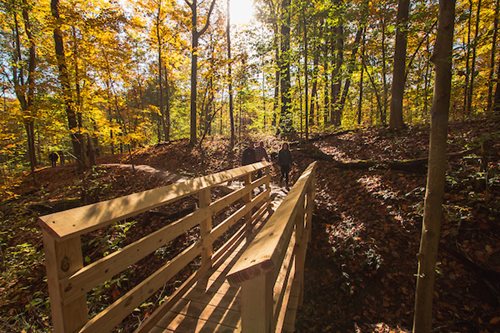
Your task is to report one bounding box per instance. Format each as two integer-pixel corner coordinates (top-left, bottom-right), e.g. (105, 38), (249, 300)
(227, 161), (317, 333)
(39, 161), (271, 333)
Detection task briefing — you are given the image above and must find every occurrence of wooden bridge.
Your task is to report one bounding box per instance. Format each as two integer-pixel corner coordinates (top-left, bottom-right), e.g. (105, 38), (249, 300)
(39, 161), (317, 332)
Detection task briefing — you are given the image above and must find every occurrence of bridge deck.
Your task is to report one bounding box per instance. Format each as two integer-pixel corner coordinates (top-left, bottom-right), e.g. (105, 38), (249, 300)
(149, 194), (300, 333)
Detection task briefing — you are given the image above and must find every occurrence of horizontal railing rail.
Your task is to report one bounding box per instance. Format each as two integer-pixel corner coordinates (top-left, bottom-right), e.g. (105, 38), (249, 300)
(40, 161), (271, 333)
(227, 162), (317, 333)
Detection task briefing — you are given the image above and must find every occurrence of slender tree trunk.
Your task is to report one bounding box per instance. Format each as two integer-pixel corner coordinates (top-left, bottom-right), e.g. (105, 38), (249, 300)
(463, 0), (473, 115)
(363, 59), (383, 122)
(381, 15), (388, 125)
(310, 22), (319, 126)
(51, 0), (85, 171)
(323, 17), (330, 126)
(164, 65), (171, 140)
(332, 12), (344, 126)
(279, 0), (293, 134)
(227, 0), (235, 148)
(302, 1), (309, 140)
(189, 4), (198, 145)
(413, 1), (456, 332)
(467, 0), (482, 115)
(13, 4), (37, 177)
(156, 1), (166, 142)
(389, 0), (410, 129)
(487, 0), (499, 112)
(357, 28), (366, 125)
(423, 36), (431, 120)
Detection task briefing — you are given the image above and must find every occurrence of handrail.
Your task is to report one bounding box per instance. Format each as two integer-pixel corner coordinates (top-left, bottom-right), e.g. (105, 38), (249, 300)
(40, 162), (271, 333)
(39, 161), (270, 240)
(227, 161), (316, 333)
(227, 162), (316, 284)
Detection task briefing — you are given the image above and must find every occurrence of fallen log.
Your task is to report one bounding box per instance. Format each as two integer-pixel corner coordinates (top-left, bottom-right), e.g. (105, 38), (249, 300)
(295, 146), (476, 172)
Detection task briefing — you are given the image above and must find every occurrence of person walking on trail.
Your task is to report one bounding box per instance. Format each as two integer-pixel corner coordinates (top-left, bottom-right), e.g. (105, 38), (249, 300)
(255, 141), (270, 179)
(278, 143), (292, 189)
(255, 141), (270, 162)
(241, 142), (256, 166)
(48, 151), (59, 168)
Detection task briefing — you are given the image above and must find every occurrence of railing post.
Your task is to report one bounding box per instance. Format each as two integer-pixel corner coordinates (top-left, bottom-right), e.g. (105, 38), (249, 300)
(240, 272), (273, 333)
(198, 187), (213, 270)
(294, 195), (306, 306)
(42, 230), (88, 333)
(243, 172), (253, 236)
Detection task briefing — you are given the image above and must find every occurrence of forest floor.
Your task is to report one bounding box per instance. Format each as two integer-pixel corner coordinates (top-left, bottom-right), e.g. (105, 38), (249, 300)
(0, 117), (498, 332)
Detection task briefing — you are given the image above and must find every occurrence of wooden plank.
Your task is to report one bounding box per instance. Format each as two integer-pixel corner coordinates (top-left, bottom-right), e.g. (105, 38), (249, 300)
(210, 188), (269, 241)
(275, 257), (297, 333)
(62, 209), (204, 304)
(134, 270), (199, 333)
(39, 162), (270, 240)
(240, 272), (273, 333)
(199, 188), (213, 270)
(169, 298), (240, 328)
(227, 162), (316, 284)
(210, 175), (269, 214)
(182, 287), (240, 311)
(242, 173), (252, 234)
(156, 309), (239, 333)
(80, 243), (202, 333)
(43, 231), (88, 333)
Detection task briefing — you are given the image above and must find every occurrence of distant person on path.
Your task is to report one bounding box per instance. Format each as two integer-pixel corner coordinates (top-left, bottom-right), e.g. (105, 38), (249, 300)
(255, 141), (270, 179)
(278, 143), (292, 188)
(255, 141), (270, 162)
(48, 151), (59, 168)
(58, 150), (65, 166)
(241, 142), (256, 166)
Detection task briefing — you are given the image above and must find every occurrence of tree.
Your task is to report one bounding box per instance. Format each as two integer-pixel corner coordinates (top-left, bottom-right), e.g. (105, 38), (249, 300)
(413, 0), (456, 332)
(279, 0), (293, 135)
(389, 0), (410, 129)
(51, 0), (86, 171)
(487, 0), (499, 112)
(227, 0), (235, 148)
(184, 0), (217, 145)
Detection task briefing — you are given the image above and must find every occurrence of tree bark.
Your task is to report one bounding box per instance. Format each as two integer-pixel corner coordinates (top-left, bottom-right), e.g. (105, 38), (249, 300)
(279, 0), (293, 134)
(487, 0), (498, 112)
(380, 14), (388, 125)
(332, 10), (344, 126)
(389, 0), (410, 129)
(413, 0), (456, 332)
(51, 0), (85, 171)
(227, 0), (235, 148)
(302, 1), (309, 140)
(338, 28), (363, 120)
(463, 0), (473, 115)
(357, 28), (366, 125)
(186, 0), (216, 145)
(467, 0), (482, 115)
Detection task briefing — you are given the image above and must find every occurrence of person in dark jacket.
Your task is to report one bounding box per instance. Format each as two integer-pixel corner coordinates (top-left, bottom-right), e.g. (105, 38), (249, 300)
(48, 151), (59, 168)
(277, 143), (292, 188)
(241, 142), (256, 166)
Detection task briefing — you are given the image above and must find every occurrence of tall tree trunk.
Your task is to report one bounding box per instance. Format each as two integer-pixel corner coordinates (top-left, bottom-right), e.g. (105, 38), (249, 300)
(279, 0), (293, 134)
(227, 0), (235, 148)
(357, 28), (366, 125)
(323, 17), (330, 126)
(13, 4), (37, 178)
(389, 0), (410, 129)
(487, 0), (499, 112)
(467, 0), (482, 115)
(51, 0), (85, 171)
(413, 1), (456, 332)
(494, 59), (500, 113)
(164, 65), (171, 140)
(463, 0), (473, 115)
(381, 15), (388, 125)
(310, 22), (319, 126)
(186, 0), (216, 145)
(332, 8), (344, 126)
(423, 36), (431, 120)
(302, 1), (309, 140)
(156, 1), (166, 142)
